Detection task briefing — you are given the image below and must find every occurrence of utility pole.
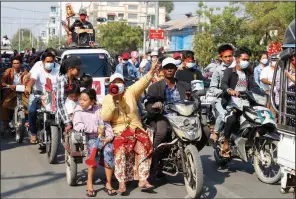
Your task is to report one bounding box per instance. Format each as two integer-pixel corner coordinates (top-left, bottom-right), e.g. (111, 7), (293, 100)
(155, 1), (159, 49)
(58, 2), (62, 48)
(143, 2), (149, 55)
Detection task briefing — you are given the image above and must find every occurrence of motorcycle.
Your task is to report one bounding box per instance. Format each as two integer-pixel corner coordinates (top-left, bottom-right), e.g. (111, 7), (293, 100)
(147, 100), (204, 199)
(213, 88), (281, 184)
(35, 89), (61, 164)
(11, 85), (27, 143)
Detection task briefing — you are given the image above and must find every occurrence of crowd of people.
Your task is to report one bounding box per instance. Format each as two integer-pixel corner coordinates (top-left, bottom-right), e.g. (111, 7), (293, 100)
(0, 41), (295, 196)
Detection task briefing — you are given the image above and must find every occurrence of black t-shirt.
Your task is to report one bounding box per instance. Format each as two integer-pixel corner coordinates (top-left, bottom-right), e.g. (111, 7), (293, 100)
(69, 20), (93, 32)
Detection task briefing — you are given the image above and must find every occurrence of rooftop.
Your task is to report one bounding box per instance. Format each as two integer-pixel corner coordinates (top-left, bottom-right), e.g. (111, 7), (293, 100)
(160, 15), (207, 31)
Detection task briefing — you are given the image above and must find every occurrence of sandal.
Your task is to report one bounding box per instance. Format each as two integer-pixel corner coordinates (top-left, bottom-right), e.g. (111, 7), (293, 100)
(220, 144), (231, 158)
(30, 136), (38, 144)
(104, 188), (117, 196)
(117, 186), (126, 194)
(86, 190), (96, 197)
(209, 133), (218, 145)
(139, 183), (155, 192)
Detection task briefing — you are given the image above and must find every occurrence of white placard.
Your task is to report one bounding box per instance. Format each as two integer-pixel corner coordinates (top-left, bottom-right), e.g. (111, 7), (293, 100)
(15, 85), (25, 92)
(92, 77), (106, 104)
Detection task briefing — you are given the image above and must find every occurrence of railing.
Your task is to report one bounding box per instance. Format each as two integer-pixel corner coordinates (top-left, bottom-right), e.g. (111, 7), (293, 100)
(270, 48), (295, 132)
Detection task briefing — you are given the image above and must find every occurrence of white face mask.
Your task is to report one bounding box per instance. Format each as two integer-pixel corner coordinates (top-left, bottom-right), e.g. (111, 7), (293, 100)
(122, 60), (128, 64)
(186, 63), (194, 68)
(239, 60), (250, 69)
(44, 63), (54, 70)
(115, 83), (125, 94)
(147, 56), (151, 61)
(175, 60), (182, 65)
(261, 58), (268, 65)
(271, 61), (277, 66)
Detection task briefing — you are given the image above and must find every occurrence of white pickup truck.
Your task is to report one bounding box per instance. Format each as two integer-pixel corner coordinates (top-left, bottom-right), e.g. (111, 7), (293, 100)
(59, 48), (114, 103)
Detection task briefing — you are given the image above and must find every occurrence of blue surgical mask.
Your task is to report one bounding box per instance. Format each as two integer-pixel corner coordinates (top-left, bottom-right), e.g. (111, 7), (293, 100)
(115, 83), (125, 94)
(44, 63), (54, 70)
(175, 60), (182, 65)
(239, 60), (249, 69)
(122, 60), (128, 64)
(261, 58), (268, 65)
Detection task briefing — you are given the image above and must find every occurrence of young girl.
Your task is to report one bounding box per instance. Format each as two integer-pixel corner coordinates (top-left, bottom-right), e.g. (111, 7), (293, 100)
(65, 83), (80, 119)
(72, 88), (116, 197)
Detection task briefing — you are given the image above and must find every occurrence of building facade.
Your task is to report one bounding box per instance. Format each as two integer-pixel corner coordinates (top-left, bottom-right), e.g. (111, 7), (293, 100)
(45, 5), (61, 43)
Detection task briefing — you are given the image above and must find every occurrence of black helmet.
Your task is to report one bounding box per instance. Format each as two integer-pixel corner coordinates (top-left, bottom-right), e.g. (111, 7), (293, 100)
(282, 19), (295, 48)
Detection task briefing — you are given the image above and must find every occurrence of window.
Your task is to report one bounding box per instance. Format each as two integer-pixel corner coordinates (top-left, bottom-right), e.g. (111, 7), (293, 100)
(118, 13), (124, 19)
(52, 28), (55, 35)
(128, 13), (137, 20)
(107, 15), (115, 21)
(51, 17), (56, 24)
(107, 2), (119, 6)
(150, 15), (155, 25)
(41, 32), (45, 37)
(51, 6), (56, 13)
(128, 22), (138, 27)
(128, 5), (138, 10)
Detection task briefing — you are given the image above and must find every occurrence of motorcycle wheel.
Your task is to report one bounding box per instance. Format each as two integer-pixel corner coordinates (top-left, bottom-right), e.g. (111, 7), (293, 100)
(46, 126), (60, 164)
(65, 149), (77, 186)
(184, 145), (204, 199)
(16, 118), (26, 144)
(253, 141), (281, 184)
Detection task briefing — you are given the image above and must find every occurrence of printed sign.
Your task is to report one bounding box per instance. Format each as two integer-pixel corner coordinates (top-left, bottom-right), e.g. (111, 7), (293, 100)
(92, 78), (106, 103)
(149, 29), (165, 40)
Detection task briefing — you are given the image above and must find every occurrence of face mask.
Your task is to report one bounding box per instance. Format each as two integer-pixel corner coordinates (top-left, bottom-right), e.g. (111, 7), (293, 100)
(222, 62), (230, 67)
(115, 83), (125, 94)
(239, 60), (249, 69)
(44, 63), (54, 70)
(271, 61), (277, 66)
(122, 60), (128, 64)
(147, 56), (151, 61)
(261, 58), (268, 65)
(175, 60), (182, 65)
(80, 15), (86, 21)
(186, 63), (194, 68)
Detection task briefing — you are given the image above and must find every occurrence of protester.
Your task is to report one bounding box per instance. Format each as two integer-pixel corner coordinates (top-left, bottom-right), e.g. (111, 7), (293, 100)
(173, 52), (182, 67)
(221, 47), (258, 157)
(56, 56), (84, 134)
(208, 44), (235, 143)
(73, 88), (116, 197)
(254, 53), (269, 86)
(100, 60), (158, 194)
(260, 55), (276, 93)
(1, 56), (28, 135)
(115, 52), (140, 79)
(25, 52), (59, 144)
(130, 51), (140, 68)
(143, 51), (152, 75)
(64, 83), (80, 119)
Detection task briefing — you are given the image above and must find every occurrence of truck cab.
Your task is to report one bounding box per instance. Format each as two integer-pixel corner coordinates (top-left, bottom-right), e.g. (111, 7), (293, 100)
(58, 46), (115, 103)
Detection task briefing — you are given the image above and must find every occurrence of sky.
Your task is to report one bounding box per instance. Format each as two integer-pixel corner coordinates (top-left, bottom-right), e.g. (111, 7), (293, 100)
(1, 2), (228, 39)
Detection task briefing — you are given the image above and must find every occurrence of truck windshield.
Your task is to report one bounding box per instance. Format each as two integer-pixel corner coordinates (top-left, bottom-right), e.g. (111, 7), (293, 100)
(69, 53), (109, 77)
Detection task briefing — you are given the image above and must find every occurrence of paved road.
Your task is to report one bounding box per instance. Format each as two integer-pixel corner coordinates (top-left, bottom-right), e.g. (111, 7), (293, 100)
(1, 136), (294, 198)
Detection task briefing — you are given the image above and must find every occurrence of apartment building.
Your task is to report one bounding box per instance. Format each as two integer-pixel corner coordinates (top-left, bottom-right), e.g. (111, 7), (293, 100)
(44, 5), (61, 43)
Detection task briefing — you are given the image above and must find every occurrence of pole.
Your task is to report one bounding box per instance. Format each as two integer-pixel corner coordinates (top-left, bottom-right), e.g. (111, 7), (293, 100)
(143, 2), (148, 55)
(59, 2), (62, 48)
(30, 30), (32, 48)
(155, 1), (159, 49)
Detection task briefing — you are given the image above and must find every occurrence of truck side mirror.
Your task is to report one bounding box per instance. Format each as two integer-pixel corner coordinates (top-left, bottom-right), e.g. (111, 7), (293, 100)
(279, 48), (295, 61)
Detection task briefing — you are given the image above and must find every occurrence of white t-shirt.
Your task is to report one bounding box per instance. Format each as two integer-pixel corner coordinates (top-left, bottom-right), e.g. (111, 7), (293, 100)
(260, 66), (274, 91)
(65, 98), (79, 116)
(30, 64), (59, 92)
(30, 61), (60, 75)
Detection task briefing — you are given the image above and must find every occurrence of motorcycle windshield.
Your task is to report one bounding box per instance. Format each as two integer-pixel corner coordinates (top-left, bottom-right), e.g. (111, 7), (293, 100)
(169, 101), (196, 116)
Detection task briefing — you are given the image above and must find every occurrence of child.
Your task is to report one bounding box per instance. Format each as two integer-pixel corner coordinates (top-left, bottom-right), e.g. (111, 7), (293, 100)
(72, 88), (116, 197)
(65, 83), (80, 119)
(80, 73), (93, 91)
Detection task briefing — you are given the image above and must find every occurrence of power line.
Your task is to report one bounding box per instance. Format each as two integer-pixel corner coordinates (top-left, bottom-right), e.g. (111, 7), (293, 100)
(1, 6), (49, 13)
(1, 22), (47, 25)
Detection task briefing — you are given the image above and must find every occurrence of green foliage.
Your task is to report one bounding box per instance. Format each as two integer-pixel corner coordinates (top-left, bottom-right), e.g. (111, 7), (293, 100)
(160, 1), (174, 22)
(193, 32), (215, 68)
(47, 35), (66, 49)
(11, 28), (37, 51)
(193, 2), (295, 66)
(97, 22), (143, 55)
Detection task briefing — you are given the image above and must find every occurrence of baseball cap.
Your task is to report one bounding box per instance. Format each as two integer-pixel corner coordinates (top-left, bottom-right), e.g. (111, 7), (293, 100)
(121, 52), (129, 60)
(63, 56), (86, 69)
(110, 73), (125, 83)
(151, 51), (158, 56)
(162, 57), (177, 68)
(79, 8), (87, 15)
(173, 52), (181, 59)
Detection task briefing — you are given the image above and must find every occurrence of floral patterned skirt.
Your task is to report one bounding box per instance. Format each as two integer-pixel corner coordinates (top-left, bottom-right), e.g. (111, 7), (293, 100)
(87, 138), (114, 168)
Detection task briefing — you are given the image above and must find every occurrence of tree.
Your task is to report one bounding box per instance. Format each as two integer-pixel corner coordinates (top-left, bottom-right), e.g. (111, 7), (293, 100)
(193, 32), (215, 68)
(160, 1), (174, 21)
(97, 22), (143, 55)
(47, 35), (67, 49)
(11, 28), (37, 51)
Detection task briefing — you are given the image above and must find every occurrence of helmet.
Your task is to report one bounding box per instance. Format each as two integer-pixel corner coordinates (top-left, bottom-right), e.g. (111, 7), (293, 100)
(79, 8), (87, 16)
(282, 19), (295, 48)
